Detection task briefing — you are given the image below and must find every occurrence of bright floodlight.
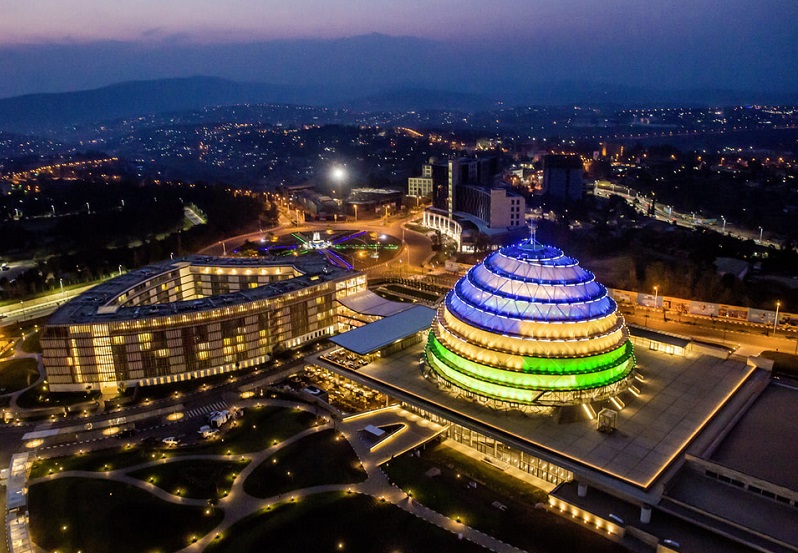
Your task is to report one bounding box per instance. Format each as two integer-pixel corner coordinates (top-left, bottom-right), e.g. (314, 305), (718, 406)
(331, 166), (346, 181)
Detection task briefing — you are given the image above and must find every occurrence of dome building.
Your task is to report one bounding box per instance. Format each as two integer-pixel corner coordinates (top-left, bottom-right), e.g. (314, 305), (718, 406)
(425, 237), (635, 407)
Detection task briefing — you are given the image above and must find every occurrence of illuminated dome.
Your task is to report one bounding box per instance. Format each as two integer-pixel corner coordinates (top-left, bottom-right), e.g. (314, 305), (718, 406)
(425, 238), (635, 407)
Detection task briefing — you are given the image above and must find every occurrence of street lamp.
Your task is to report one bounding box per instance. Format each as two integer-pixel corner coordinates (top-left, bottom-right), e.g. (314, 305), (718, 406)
(758, 226), (763, 244)
(118, 265), (122, 276)
(721, 215), (726, 234)
(59, 278), (64, 297)
(774, 301), (781, 335)
(653, 286), (659, 309)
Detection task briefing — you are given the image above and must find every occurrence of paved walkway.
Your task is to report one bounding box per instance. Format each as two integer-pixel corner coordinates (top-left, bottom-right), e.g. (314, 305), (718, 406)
(26, 399), (527, 552)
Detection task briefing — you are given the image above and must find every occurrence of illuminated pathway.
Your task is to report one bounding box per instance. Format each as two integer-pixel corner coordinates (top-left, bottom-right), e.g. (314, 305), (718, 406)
(27, 399), (526, 553)
(173, 401), (526, 553)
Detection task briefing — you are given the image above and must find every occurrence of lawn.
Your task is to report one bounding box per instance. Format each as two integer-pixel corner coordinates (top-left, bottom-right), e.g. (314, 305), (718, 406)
(19, 330), (42, 353)
(382, 443), (625, 553)
(762, 350), (798, 377)
(243, 429), (366, 498)
(29, 445), (181, 479)
(30, 406), (321, 479)
(29, 477), (223, 553)
(15, 383), (99, 408)
(128, 458), (250, 499)
(184, 404), (321, 455)
(204, 492), (487, 553)
(0, 357), (39, 394)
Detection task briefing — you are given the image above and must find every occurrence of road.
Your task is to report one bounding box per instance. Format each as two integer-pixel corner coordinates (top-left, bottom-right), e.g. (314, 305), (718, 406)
(593, 183), (781, 249)
(0, 284), (96, 327)
(199, 208), (434, 275)
(624, 307), (798, 356)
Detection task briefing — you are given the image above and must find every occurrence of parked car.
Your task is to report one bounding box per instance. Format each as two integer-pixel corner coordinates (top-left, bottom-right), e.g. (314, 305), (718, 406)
(198, 425), (219, 439)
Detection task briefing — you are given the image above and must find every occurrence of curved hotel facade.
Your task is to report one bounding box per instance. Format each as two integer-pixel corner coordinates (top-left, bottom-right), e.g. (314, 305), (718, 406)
(42, 256), (365, 393)
(425, 238), (635, 407)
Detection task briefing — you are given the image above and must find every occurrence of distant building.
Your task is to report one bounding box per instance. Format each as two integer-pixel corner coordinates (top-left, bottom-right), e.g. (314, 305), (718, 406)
(714, 257), (749, 280)
(416, 155), (525, 251)
(543, 154), (585, 200)
(407, 157), (447, 202)
(458, 186), (524, 229)
(345, 188), (403, 219)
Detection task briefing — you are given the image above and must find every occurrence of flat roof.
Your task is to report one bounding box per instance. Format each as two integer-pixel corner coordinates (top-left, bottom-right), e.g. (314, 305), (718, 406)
(666, 470), (798, 548)
(629, 325), (691, 348)
(47, 254), (357, 325)
(337, 289), (415, 317)
(311, 344), (754, 501)
(710, 383), (798, 490)
(330, 306), (436, 355)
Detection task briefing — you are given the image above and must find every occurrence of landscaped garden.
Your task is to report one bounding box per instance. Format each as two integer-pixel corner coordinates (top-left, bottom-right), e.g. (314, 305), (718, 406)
(243, 429), (366, 498)
(29, 477), (223, 553)
(30, 446), (181, 479)
(184, 404), (322, 455)
(0, 357), (39, 394)
(382, 443), (625, 553)
(204, 492), (488, 553)
(128, 458), (250, 499)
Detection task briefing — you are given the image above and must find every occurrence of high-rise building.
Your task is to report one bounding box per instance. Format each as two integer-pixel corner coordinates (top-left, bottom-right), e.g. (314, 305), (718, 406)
(418, 155), (525, 250)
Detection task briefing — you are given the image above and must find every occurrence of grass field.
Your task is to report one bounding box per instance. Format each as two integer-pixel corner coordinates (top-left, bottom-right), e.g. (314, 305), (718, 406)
(29, 405), (321, 478)
(382, 443), (625, 553)
(243, 429), (366, 498)
(29, 477), (223, 553)
(0, 357), (39, 394)
(128, 458), (250, 499)
(30, 445), (182, 479)
(19, 330), (42, 353)
(204, 492), (487, 553)
(762, 350), (798, 377)
(183, 405), (322, 455)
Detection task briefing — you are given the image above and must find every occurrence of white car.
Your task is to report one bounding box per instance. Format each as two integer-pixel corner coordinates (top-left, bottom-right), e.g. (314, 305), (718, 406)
(197, 425), (219, 439)
(162, 437), (180, 447)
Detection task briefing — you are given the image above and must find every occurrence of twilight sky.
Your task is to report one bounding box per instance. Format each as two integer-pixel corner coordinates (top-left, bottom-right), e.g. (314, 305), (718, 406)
(1, 0), (797, 99)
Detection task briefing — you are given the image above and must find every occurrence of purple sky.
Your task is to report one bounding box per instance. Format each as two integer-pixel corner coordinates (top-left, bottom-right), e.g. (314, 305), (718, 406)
(1, 0), (797, 98)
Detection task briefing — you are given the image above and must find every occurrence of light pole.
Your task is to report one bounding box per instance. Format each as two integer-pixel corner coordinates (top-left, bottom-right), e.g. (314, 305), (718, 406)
(758, 226), (763, 244)
(354, 204), (358, 222)
(653, 286), (659, 309)
(773, 301), (781, 335)
(721, 216), (726, 234)
(59, 278), (64, 297)
(118, 265), (122, 276)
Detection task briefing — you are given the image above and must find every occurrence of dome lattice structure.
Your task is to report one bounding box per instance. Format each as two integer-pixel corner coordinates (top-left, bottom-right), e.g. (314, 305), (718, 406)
(425, 238), (635, 407)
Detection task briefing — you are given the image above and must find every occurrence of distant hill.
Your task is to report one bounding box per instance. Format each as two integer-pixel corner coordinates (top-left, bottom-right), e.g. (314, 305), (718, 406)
(344, 87), (499, 113)
(0, 74), (795, 135)
(0, 76), (297, 133)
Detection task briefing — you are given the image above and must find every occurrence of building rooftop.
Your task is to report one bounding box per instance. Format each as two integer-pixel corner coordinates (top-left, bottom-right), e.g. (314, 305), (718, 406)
(330, 305), (436, 355)
(47, 254), (356, 325)
(628, 325), (691, 348)
(710, 383), (798, 490)
(337, 289), (416, 317)
(313, 344), (754, 501)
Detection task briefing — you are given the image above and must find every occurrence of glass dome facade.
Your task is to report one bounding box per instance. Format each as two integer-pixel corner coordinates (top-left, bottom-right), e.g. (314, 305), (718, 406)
(425, 239), (635, 406)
